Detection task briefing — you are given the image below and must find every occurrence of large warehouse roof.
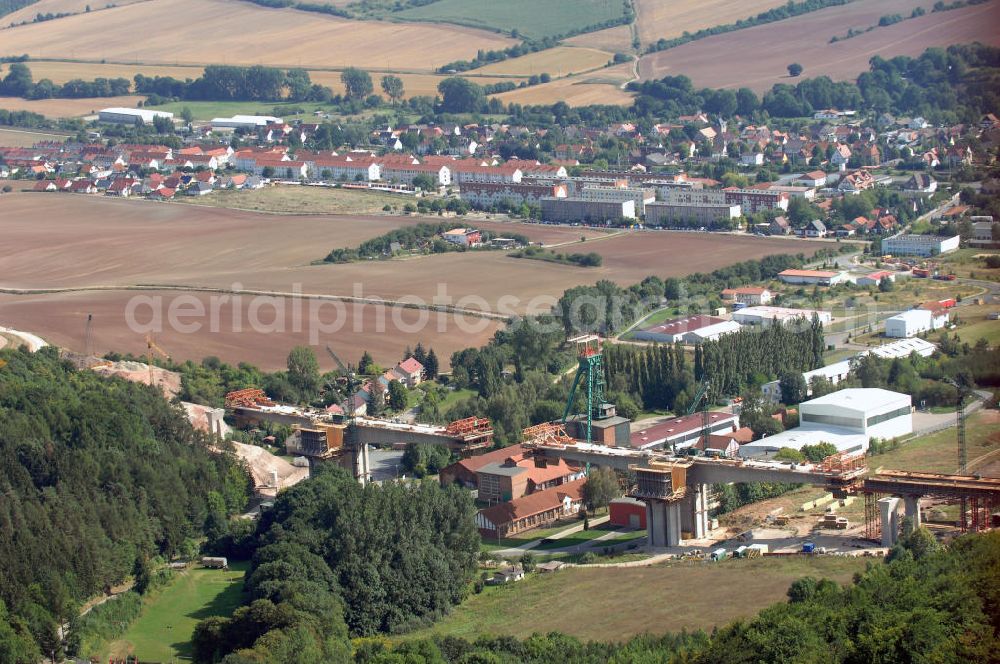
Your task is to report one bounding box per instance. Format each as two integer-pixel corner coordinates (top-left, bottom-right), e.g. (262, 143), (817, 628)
(803, 387), (907, 411)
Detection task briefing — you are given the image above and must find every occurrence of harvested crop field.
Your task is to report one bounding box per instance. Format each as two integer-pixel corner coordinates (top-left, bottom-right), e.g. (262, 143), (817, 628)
(2, 0), (146, 25)
(0, 0), (515, 71)
(175, 186), (418, 216)
(565, 24), (635, 53)
(0, 290), (500, 371)
(638, 0), (1000, 92)
(0, 94), (145, 117)
(634, 0), (790, 45)
(492, 63), (635, 106)
(0, 127), (73, 146)
(476, 47), (615, 77)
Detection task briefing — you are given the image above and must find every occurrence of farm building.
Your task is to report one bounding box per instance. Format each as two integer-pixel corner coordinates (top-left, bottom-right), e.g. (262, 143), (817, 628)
(882, 233), (960, 257)
(885, 309), (949, 338)
(98, 107), (174, 124)
(629, 411), (740, 452)
(777, 269), (846, 286)
(441, 228), (482, 247)
(540, 197), (635, 223)
(732, 306), (832, 328)
(476, 479), (586, 539)
(740, 388), (912, 458)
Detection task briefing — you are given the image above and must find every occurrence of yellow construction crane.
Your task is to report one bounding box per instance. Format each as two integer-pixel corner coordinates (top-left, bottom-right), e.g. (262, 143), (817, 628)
(145, 333), (171, 389)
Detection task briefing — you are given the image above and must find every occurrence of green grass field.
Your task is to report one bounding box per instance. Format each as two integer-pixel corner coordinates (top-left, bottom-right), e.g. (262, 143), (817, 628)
(175, 184), (411, 215)
(400, 556), (867, 643)
(396, 0), (628, 41)
(109, 562), (248, 662)
(872, 409), (1000, 475)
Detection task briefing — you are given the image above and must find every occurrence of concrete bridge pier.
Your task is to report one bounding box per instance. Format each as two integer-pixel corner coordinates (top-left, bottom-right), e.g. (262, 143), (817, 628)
(646, 499), (682, 548)
(352, 443), (371, 485)
(903, 495), (922, 528)
(679, 483), (710, 539)
(879, 497), (901, 547)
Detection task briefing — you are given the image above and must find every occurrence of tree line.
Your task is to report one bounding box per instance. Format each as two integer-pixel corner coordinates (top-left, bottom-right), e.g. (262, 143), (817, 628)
(632, 44), (1000, 124)
(323, 222), (528, 263)
(0, 347), (251, 662)
(0, 62), (130, 100)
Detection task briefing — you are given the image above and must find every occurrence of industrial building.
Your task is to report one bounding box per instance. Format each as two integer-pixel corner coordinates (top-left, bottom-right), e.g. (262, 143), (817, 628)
(762, 359), (853, 403)
(211, 115), (283, 130)
(864, 338), (936, 358)
(540, 196), (636, 222)
(732, 306), (832, 327)
(630, 411), (741, 451)
(777, 269), (847, 286)
(633, 314), (737, 343)
(740, 387), (912, 458)
(885, 309), (949, 338)
(98, 107), (174, 124)
(882, 233), (960, 257)
(579, 185), (655, 215)
(476, 479), (585, 539)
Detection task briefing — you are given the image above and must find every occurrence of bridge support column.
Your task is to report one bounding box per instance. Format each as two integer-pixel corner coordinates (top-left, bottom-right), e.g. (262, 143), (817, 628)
(903, 495), (922, 529)
(645, 499), (682, 548)
(680, 484), (710, 539)
(878, 497), (901, 547)
(353, 444), (371, 485)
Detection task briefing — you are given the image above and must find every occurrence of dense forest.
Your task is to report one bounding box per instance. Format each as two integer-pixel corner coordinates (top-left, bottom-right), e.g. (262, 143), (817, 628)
(192, 465), (479, 662)
(0, 347), (251, 662)
(358, 531), (1000, 663)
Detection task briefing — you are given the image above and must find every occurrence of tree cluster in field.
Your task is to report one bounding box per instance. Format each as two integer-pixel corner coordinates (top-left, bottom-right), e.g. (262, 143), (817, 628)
(509, 244), (603, 267)
(135, 65), (335, 103)
(0, 0), (35, 20)
(191, 465), (479, 662)
(0, 347), (251, 662)
(632, 44), (1000, 124)
(323, 222), (528, 263)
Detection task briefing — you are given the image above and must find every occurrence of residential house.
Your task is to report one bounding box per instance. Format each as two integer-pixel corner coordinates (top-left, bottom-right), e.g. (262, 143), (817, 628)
(395, 357), (424, 387)
(903, 173), (937, 195)
(803, 219), (828, 238)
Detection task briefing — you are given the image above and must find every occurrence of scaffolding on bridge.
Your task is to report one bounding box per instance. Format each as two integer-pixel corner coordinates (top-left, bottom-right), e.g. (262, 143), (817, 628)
(444, 416), (494, 450)
(521, 422), (575, 447)
(224, 388), (274, 410)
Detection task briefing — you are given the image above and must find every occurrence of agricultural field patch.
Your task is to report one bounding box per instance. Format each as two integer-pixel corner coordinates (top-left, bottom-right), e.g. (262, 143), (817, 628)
(0, 0), (515, 72)
(395, 0), (630, 41)
(475, 46), (616, 77)
(401, 556), (868, 642)
(637, 0), (1000, 92)
(0, 126), (72, 145)
(0, 93), (144, 117)
(634, 0), (791, 45)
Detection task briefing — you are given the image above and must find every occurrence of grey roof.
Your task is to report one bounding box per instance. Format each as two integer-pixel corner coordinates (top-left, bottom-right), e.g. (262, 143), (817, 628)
(478, 462), (527, 477)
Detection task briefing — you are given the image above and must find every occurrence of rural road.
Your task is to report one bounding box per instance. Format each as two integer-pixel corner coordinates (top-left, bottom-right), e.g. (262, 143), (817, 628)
(0, 326), (48, 351)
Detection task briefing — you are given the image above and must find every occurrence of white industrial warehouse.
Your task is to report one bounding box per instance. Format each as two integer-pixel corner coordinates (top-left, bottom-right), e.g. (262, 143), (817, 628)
(740, 387), (913, 458)
(885, 309), (949, 338)
(732, 306), (832, 327)
(98, 107), (174, 124)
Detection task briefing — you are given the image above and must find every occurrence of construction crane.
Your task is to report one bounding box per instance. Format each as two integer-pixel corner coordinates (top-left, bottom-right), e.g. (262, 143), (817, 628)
(561, 335), (614, 444)
(145, 333), (170, 389)
(682, 379), (712, 456)
(326, 345), (361, 422)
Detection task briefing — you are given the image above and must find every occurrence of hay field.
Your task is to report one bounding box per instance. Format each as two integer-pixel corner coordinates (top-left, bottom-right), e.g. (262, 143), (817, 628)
(0, 94), (144, 116)
(0, 0), (515, 71)
(476, 47), (614, 77)
(0, 290), (501, 371)
(175, 186), (417, 216)
(0, 126), (72, 146)
(634, 0), (790, 45)
(565, 24), (634, 53)
(2, 0), (146, 25)
(15, 60), (202, 84)
(492, 62), (635, 106)
(638, 0), (1000, 91)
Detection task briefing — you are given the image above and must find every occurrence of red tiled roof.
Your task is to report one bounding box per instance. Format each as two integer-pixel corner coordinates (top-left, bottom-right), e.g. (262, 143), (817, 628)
(478, 479), (585, 525)
(398, 357), (424, 374)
